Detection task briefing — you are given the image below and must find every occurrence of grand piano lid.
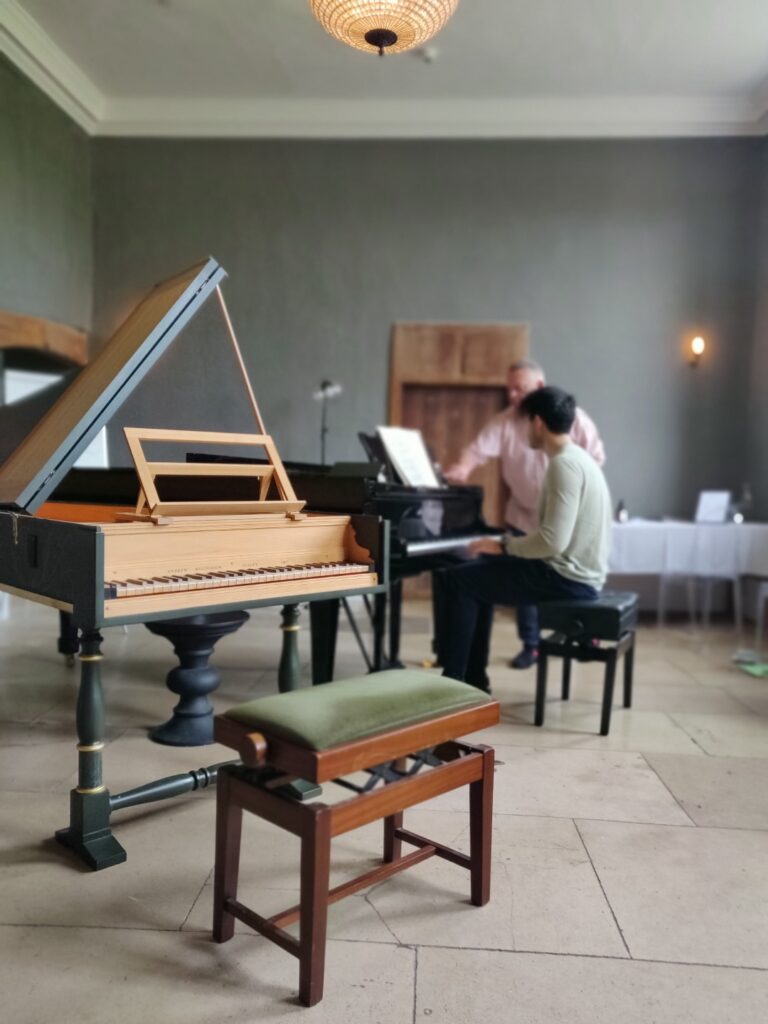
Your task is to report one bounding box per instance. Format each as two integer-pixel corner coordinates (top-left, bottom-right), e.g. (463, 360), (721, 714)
(0, 257), (227, 513)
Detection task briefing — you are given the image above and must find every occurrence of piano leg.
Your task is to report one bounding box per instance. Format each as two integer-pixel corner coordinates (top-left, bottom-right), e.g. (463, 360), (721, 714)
(145, 612), (250, 746)
(388, 579), (405, 669)
(278, 604), (303, 692)
(372, 592), (387, 672)
(55, 629), (127, 871)
(309, 599), (340, 684)
(57, 610), (80, 667)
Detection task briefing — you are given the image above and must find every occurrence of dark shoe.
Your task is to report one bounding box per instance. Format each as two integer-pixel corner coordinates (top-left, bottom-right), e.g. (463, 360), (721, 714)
(509, 646), (538, 670)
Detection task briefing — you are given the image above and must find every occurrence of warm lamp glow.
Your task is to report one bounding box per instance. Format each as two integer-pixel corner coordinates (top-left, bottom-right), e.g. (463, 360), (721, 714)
(308, 0), (460, 56)
(688, 335), (706, 368)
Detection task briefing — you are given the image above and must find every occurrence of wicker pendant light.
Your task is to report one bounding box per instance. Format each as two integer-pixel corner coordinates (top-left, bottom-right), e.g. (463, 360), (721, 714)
(308, 1), (460, 56)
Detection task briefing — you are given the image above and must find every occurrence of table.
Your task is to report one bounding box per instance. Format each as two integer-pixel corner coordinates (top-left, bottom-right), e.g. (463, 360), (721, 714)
(610, 521), (768, 578)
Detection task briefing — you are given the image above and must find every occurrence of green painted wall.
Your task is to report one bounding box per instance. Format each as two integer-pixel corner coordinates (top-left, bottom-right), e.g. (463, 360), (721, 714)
(0, 56), (92, 329)
(92, 138), (760, 519)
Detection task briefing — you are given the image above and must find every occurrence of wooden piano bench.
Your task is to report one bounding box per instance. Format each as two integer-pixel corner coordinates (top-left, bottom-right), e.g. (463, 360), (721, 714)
(535, 591), (640, 736)
(212, 669), (500, 1006)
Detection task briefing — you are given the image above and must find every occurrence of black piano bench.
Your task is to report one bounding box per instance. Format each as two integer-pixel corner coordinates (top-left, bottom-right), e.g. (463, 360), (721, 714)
(212, 669), (500, 1006)
(534, 591), (639, 736)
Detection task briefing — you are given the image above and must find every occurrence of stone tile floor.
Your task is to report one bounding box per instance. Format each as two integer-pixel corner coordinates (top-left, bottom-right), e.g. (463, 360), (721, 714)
(0, 595), (767, 1022)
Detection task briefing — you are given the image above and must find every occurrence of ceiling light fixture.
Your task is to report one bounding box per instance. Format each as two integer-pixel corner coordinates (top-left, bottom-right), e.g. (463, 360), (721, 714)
(307, 1), (460, 57)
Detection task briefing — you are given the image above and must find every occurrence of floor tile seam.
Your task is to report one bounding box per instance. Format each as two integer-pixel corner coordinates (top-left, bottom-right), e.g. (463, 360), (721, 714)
(500, 860), (516, 950)
(412, 946), (419, 1024)
(573, 815), (768, 837)
(571, 819), (632, 958)
(727, 697), (768, 718)
(482, 810), (697, 828)
(404, 942), (768, 972)
(362, 890), (405, 946)
(0, 922), (187, 932)
(474, 740), (711, 756)
(670, 707), (768, 719)
(179, 866), (213, 932)
(638, 753), (698, 827)
(663, 716), (713, 756)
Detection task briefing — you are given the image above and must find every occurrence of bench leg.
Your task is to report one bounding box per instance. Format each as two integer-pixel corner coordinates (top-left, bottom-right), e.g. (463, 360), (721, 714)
(213, 769), (243, 943)
(623, 635), (635, 709)
(600, 650), (618, 736)
(383, 812), (403, 863)
(469, 747), (495, 906)
(299, 806), (332, 1007)
(561, 656), (572, 700)
(534, 651), (548, 726)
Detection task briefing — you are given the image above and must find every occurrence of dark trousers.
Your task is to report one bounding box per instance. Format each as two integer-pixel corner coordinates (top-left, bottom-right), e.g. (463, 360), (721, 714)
(440, 555), (597, 690)
(508, 527), (539, 648)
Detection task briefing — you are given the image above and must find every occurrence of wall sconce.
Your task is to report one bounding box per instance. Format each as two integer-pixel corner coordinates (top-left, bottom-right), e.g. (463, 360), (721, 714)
(689, 335), (706, 368)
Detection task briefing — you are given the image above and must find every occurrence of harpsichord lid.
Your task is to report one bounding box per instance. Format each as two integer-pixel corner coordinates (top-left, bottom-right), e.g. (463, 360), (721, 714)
(0, 258), (226, 513)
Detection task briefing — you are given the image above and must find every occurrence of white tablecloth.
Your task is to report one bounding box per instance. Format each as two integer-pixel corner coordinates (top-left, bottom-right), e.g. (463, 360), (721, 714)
(610, 522), (768, 578)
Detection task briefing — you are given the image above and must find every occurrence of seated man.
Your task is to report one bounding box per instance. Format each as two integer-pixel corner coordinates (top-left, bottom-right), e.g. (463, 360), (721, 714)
(440, 386), (612, 692)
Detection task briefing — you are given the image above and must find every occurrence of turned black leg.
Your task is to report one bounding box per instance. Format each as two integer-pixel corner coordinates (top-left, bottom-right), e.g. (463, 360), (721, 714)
(561, 655), (572, 700)
(278, 604), (302, 692)
(600, 649), (618, 736)
(623, 634), (635, 708)
(146, 612), (249, 746)
(534, 650), (548, 726)
(388, 578), (404, 668)
(57, 611), (80, 666)
(55, 629), (126, 871)
(372, 592), (387, 672)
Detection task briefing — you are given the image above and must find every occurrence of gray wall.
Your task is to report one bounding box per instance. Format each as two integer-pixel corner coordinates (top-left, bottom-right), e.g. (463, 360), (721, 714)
(92, 138), (760, 519)
(747, 139), (768, 518)
(0, 56), (92, 329)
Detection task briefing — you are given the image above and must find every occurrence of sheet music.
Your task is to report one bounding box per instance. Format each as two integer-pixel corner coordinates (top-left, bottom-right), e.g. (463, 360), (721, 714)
(694, 490), (731, 524)
(376, 426), (441, 488)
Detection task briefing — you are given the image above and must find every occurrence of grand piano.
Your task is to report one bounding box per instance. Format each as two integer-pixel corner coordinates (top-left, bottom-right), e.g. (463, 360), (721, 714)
(0, 258), (386, 870)
(288, 457), (500, 679)
(189, 447), (501, 679)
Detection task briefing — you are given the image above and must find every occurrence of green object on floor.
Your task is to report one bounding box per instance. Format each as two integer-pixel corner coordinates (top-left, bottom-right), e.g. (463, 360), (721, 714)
(739, 663), (768, 678)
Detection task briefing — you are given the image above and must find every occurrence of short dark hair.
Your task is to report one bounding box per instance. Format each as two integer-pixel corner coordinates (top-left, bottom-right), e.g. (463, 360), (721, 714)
(518, 386), (576, 434)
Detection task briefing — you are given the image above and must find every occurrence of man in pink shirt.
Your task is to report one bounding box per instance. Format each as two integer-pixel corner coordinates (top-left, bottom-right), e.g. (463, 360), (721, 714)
(444, 359), (605, 668)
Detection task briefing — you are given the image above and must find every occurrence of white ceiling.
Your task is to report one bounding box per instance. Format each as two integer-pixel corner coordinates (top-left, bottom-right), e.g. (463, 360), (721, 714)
(1, 0), (767, 137)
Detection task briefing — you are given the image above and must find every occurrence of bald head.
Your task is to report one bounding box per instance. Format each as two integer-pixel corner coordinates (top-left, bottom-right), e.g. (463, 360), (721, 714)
(507, 359), (545, 408)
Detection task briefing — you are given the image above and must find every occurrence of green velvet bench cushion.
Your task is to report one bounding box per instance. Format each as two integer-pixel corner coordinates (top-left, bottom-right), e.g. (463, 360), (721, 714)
(223, 669), (492, 751)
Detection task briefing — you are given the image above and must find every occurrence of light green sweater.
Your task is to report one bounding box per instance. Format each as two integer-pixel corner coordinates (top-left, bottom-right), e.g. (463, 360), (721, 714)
(503, 442), (612, 588)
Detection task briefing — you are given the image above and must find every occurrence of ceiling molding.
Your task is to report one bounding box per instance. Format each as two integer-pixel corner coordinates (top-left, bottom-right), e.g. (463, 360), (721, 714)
(0, 0), (103, 132)
(96, 95), (765, 140)
(0, 1), (765, 141)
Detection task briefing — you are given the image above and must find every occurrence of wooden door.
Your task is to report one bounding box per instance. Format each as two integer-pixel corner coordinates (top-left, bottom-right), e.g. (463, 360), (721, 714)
(390, 322), (529, 596)
(401, 384), (507, 527)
